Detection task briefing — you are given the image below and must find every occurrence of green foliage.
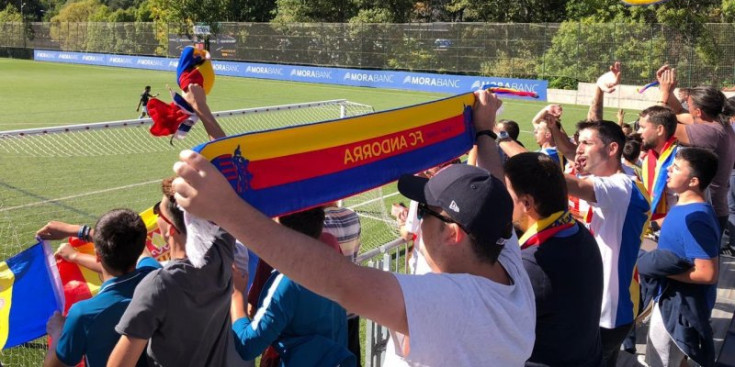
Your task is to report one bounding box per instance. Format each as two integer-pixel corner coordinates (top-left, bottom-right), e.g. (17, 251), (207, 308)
(481, 49), (539, 80)
(272, 0), (356, 23)
(349, 8), (394, 23)
(540, 22), (669, 87)
(147, 0), (228, 24)
(724, 0), (735, 22)
(227, 0), (276, 22)
(50, 0), (109, 22)
(0, 3), (23, 22)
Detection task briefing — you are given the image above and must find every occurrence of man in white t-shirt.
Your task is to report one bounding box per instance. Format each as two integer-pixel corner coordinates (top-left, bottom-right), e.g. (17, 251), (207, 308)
(560, 120), (651, 366)
(169, 90), (536, 366)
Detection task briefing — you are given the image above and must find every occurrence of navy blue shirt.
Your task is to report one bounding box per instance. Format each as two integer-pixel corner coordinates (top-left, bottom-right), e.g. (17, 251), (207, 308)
(522, 223), (603, 367)
(56, 257), (160, 367)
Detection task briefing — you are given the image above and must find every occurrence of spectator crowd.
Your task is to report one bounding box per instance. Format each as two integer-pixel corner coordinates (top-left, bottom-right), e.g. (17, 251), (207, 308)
(34, 62), (734, 367)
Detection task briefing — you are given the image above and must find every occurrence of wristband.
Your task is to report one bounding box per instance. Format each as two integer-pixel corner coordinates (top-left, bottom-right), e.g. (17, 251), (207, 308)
(475, 130), (497, 140)
(78, 225), (91, 241)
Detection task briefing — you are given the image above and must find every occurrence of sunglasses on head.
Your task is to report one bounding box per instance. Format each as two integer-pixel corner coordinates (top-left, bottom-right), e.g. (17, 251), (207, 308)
(153, 201), (181, 234)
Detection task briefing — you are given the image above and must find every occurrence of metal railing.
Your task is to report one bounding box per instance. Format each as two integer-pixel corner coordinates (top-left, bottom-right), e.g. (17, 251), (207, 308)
(357, 237), (409, 366)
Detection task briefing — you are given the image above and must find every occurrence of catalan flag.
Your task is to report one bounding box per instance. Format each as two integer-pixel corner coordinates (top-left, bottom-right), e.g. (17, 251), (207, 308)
(194, 93), (476, 217)
(0, 242), (64, 349)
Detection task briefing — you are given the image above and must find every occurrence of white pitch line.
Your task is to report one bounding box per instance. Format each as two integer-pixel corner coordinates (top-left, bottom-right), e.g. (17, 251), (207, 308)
(348, 191), (401, 210)
(357, 212), (396, 224)
(0, 179), (160, 213)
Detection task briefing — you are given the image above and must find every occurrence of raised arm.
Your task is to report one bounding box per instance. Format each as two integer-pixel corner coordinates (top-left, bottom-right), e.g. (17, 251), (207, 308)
(656, 65), (685, 114)
(531, 104), (562, 127)
(472, 90), (505, 180)
(547, 118), (577, 162)
(589, 61), (621, 121)
(172, 152), (409, 335)
(184, 84), (226, 141)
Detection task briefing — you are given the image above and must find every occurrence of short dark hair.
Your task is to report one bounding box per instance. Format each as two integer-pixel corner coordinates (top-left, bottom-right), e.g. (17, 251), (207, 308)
(145, 85), (151, 89)
(623, 135), (642, 163)
(161, 177), (186, 235)
(93, 209), (147, 274)
(504, 153), (568, 218)
(639, 106), (677, 139)
(279, 207), (325, 239)
(675, 147), (718, 191)
(576, 120), (626, 160)
(689, 86), (725, 121)
(498, 119), (520, 140)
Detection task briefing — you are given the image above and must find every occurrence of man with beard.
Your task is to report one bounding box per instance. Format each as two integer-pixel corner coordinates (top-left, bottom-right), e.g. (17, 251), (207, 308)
(637, 106), (679, 226)
(504, 152), (603, 366)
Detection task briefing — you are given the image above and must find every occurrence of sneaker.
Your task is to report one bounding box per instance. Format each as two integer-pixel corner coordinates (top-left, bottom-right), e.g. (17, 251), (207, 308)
(720, 247), (735, 258)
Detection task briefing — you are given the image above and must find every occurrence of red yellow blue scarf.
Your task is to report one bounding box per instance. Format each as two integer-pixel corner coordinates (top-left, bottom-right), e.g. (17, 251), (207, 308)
(520, 211), (577, 249)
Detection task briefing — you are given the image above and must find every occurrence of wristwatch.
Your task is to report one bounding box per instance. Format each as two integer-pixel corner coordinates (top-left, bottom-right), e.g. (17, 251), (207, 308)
(496, 130), (512, 143)
(475, 129), (497, 140)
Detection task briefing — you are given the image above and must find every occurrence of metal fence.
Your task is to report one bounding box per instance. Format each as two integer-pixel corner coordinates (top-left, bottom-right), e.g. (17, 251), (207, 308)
(2, 21), (735, 88)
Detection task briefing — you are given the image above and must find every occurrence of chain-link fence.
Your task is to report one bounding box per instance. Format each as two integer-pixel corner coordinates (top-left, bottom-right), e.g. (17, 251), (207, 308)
(2, 21), (735, 88)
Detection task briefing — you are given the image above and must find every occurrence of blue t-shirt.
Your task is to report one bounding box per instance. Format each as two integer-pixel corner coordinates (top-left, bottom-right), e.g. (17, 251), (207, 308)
(56, 257), (161, 367)
(657, 203), (720, 311)
(232, 271), (349, 363)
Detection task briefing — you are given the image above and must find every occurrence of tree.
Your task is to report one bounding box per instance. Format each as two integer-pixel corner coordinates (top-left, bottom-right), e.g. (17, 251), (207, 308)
(51, 0), (109, 22)
(272, 0), (357, 23)
(0, 3), (23, 22)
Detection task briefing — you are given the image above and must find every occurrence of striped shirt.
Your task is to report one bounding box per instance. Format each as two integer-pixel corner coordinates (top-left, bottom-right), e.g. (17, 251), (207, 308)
(323, 206), (361, 260)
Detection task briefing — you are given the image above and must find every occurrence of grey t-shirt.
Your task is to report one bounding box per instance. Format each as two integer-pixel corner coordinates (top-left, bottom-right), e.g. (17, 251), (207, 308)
(116, 230), (240, 366)
(685, 122), (735, 217)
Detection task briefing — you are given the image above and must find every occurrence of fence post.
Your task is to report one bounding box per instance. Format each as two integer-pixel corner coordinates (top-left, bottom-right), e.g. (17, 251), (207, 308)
(687, 23), (694, 87)
(649, 24), (654, 81)
(576, 22), (581, 86)
(541, 23), (547, 80)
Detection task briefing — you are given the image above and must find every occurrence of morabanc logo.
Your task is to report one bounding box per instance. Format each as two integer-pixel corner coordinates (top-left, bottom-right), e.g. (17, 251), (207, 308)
(343, 72), (394, 83)
(402, 76), (460, 88)
(290, 69), (332, 79)
(58, 53), (79, 60)
(213, 63), (239, 72)
(245, 66), (284, 75)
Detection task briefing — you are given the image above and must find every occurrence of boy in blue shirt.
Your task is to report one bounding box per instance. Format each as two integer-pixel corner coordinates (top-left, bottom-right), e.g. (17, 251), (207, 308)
(41, 209), (160, 367)
(643, 147), (720, 367)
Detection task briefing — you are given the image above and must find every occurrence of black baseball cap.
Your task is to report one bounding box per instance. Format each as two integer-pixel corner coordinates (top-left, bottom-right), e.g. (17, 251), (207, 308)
(397, 164), (513, 246)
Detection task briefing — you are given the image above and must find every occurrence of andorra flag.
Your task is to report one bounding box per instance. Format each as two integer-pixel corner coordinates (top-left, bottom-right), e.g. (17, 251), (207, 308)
(194, 92), (477, 217)
(0, 242), (64, 349)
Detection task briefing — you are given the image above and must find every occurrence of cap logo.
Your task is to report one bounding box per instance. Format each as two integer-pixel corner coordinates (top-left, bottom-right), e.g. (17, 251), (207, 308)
(449, 200), (460, 213)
